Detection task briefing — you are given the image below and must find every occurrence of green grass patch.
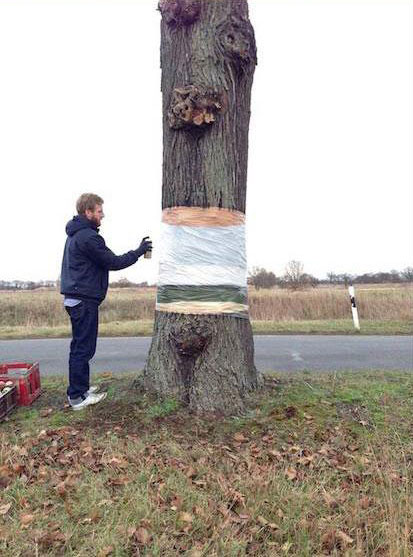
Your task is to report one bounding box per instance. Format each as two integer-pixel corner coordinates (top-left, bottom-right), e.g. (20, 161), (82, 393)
(146, 398), (180, 419)
(252, 319), (412, 335)
(1, 370), (412, 555)
(0, 318), (410, 340)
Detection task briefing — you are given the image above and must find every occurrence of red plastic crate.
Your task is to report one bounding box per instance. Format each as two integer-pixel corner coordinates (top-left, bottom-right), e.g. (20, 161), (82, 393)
(0, 384), (18, 421)
(0, 362), (42, 406)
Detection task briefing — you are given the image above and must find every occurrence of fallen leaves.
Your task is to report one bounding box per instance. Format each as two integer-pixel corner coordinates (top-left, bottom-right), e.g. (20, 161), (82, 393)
(12, 445), (28, 457)
(135, 526), (151, 544)
(268, 449), (282, 460)
(359, 495), (371, 509)
(81, 509), (101, 524)
(0, 503), (11, 515)
(285, 467), (297, 481)
(322, 491), (339, 509)
(284, 406), (298, 419)
(20, 513), (34, 527)
(0, 372), (410, 557)
(102, 455), (128, 469)
(125, 522), (153, 547)
(179, 511), (194, 523)
(271, 405), (298, 420)
(98, 546), (114, 557)
(188, 549), (203, 557)
(322, 529), (354, 551)
(0, 465), (13, 488)
(257, 515), (278, 530)
(55, 481), (68, 499)
(168, 494), (183, 511)
(233, 432), (249, 443)
(36, 527), (66, 550)
(106, 475), (131, 487)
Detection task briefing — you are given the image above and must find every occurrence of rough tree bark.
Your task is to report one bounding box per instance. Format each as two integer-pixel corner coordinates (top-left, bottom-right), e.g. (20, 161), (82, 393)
(142, 0), (259, 415)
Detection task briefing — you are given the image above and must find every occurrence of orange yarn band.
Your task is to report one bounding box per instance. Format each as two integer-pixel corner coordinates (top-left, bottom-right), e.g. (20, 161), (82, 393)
(162, 206), (245, 227)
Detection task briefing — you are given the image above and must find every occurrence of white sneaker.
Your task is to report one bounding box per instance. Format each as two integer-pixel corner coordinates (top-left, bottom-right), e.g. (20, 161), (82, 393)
(69, 392), (107, 411)
(87, 385), (100, 395)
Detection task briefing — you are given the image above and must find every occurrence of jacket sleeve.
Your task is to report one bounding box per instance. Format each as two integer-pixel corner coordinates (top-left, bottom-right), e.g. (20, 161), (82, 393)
(83, 233), (140, 271)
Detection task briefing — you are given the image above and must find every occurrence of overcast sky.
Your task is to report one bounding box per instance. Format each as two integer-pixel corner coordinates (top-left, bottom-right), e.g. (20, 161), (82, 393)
(0, 0), (411, 284)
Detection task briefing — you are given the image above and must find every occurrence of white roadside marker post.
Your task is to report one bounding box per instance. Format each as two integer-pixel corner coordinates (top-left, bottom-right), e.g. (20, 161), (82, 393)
(348, 285), (360, 330)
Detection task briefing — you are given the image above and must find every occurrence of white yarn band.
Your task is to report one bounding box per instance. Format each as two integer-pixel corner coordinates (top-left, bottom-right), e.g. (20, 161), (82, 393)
(156, 207), (249, 317)
(158, 223), (247, 287)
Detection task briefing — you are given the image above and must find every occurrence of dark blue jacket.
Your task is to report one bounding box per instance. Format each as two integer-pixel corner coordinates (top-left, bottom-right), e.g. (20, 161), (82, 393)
(60, 215), (140, 303)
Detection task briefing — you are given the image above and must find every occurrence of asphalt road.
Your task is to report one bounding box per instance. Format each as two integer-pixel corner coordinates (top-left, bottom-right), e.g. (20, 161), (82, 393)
(0, 335), (412, 375)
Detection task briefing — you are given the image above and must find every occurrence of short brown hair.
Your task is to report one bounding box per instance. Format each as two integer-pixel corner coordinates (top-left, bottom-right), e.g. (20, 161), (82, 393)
(76, 193), (104, 215)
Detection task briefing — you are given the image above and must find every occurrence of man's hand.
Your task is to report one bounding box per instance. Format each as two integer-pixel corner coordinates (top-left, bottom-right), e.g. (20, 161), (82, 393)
(136, 236), (153, 257)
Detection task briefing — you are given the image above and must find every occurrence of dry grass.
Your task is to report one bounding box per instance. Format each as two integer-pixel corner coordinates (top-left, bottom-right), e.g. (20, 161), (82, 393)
(0, 288), (155, 328)
(250, 285), (412, 321)
(0, 370), (412, 555)
(0, 284), (411, 328)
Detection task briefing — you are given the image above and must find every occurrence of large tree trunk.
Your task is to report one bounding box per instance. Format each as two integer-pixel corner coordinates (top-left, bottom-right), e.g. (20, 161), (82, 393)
(143, 0), (260, 415)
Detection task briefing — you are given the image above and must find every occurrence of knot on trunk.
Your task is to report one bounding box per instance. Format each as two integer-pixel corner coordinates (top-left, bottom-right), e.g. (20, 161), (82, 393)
(169, 325), (210, 403)
(168, 86), (223, 131)
(158, 0), (201, 27)
(217, 15), (257, 73)
(171, 327), (209, 359)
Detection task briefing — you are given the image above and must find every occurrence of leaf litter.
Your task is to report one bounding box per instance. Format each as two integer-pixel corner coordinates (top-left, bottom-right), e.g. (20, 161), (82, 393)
(0, 371), (412, 555)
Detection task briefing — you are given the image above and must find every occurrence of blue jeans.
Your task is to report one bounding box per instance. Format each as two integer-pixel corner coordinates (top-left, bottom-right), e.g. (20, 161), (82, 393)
(65, 300), (99, 400)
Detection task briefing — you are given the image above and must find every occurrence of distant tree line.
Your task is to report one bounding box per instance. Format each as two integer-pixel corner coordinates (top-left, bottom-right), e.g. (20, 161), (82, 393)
(109, 278), (150, 288)
(0, 277), (152, 291)
(0, 280), (57, 291)
(248, 263), (413, 291)
(2, 266), (412, 291)
(326, 267), (413, 285)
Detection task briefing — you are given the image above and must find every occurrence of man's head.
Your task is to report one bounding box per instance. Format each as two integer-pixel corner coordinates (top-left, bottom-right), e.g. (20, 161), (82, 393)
(76, 193), (104, 227)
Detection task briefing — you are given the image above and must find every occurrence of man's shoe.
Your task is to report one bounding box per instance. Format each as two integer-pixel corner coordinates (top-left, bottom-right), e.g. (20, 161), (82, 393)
(69, 392), (107, 411)
(66, 386), (102, 407)
(87, 385), (100, 395)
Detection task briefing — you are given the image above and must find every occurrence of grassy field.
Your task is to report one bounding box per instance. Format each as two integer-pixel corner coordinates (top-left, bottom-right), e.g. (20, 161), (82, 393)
(0, 319), (411, 340)
(0, 285), (411, 339)
(1, 370), (412, 555)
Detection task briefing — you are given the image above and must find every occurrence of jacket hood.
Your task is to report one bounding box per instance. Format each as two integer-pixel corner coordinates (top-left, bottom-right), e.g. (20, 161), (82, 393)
(66, 215), (98, 237)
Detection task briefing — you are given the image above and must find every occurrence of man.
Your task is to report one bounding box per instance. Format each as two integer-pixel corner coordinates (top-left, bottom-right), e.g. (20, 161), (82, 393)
(60, 193), (152, 410)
